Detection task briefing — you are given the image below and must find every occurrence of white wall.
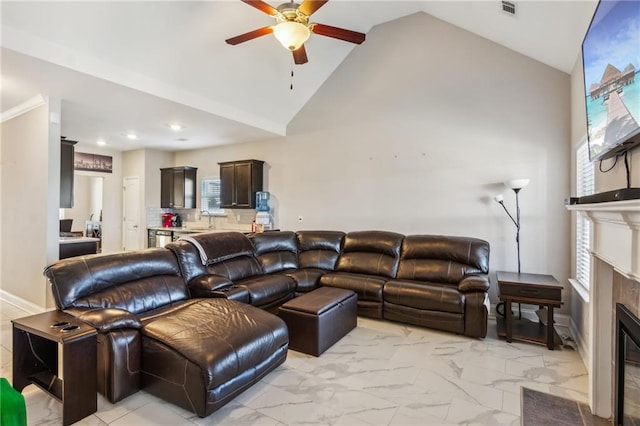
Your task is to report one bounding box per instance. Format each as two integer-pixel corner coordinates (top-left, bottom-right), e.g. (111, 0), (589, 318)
(1, 100), (60, 308)
(175, 12), (572, 310)
(123, 148), (173, 248)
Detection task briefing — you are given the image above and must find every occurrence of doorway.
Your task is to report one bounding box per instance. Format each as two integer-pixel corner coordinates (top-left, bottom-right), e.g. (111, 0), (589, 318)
(60, 174), (103, 238)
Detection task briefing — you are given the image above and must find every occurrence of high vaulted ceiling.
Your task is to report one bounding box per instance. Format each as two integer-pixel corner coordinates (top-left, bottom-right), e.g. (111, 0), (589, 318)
(1, 1), (598, 152)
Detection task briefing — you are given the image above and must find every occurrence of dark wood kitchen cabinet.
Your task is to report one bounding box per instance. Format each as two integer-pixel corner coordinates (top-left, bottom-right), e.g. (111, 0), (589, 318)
(160, 167), (197, 209)
(60, 137), (77, 208)
(219, 160), (263, 209)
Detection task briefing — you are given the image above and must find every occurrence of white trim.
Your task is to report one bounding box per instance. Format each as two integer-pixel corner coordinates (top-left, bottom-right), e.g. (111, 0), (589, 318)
(570, 317), (589, 371)
(0, 289), (47, 315)
(568, 278), (590, 303)
(0, 94), (47, 123)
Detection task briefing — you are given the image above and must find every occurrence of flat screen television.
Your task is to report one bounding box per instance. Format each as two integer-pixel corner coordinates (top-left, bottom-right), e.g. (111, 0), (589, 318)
(582, 0), (640, 162)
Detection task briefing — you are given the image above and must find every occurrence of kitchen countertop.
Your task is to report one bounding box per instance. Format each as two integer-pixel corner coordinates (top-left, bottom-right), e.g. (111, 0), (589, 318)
(59, 237), (101, 245)
(148, 227), (251, 233)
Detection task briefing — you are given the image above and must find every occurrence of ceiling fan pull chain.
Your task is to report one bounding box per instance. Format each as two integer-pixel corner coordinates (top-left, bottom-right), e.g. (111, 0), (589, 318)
(290, 62), (294, 90)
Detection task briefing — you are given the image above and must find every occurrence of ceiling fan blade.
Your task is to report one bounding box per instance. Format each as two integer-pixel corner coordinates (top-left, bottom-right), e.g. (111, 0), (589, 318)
(311, 23), (365, 44)
(225, 26), (273, 45)
(292, 45), (308, 65)
(298, 0), (329, 16)
(241, 0), (278, 16)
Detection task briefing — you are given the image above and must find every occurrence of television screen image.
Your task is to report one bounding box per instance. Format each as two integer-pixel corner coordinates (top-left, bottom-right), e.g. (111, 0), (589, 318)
(582, 0), (640, 162)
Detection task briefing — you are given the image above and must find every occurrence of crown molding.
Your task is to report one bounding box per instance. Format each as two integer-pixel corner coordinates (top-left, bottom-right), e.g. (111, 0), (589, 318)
(0, 94), (48, 123)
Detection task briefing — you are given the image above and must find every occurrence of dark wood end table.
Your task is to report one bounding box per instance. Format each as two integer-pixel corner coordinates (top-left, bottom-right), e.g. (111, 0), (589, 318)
(12, 310), (97, 425)
(496, 271), (563, 350)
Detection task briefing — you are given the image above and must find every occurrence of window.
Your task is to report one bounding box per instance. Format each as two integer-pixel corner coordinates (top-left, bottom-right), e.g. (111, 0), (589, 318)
(200, 178), (224, 214)
(575, 142), (594, 289)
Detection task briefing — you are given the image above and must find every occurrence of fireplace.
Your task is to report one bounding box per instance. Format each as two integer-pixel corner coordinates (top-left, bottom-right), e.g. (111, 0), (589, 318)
(616, 304), (640, 425)
(567, 199), (640, 419)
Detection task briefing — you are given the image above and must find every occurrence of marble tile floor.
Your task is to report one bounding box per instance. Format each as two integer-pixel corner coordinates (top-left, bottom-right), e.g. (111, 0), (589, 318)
(1, 298), (594, 425)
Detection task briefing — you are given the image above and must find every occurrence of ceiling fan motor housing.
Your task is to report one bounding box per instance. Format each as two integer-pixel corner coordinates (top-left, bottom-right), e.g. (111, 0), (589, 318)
(276, 2), (309, 24)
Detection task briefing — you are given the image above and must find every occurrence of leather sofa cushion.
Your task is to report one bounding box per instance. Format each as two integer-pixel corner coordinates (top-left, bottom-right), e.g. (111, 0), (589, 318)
(296, 231), (345, 270)
(44, 248), (187, 311)
(250, 231), (299, 274)
(397, 235), (489, 283)
(141, 298), (288, 391)
(384, 280), (464, 314)
(285, 268), (325, 293)
(236, 274), (296, 307)
(336, 231), (404, 278)
(207, 255), (263, 282)
(320, 272), (386, 302)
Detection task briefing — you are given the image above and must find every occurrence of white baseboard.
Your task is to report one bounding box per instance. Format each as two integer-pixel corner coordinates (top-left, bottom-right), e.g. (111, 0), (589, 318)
(0, 290), (46, 315)
(570, 317), (589, 370)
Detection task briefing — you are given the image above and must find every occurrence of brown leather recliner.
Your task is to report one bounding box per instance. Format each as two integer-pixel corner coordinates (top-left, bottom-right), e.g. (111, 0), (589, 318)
(43, 248), (288, 416)
(169, 231), (295, 310)
(383, 235), (491, 338)
(250, 230), (346, 295)
(320, 231), (405, 318)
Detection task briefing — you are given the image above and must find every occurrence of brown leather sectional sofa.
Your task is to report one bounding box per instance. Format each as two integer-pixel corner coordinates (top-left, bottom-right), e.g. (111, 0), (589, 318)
(43, 230), (490, 417)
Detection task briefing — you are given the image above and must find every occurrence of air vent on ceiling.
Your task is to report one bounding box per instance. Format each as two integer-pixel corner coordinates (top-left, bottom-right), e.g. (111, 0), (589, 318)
(501, 0), (516, 16)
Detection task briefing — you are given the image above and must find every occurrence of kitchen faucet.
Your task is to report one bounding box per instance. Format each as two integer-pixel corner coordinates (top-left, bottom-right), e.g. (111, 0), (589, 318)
(200, 210), (214, 229)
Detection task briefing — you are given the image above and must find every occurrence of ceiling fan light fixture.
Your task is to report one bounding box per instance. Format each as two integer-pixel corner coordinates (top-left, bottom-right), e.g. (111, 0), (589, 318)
(273, 21), (310, 51)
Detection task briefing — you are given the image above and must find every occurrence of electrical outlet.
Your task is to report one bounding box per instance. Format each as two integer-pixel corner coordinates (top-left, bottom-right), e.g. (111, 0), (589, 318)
(297, 216), (303, 223)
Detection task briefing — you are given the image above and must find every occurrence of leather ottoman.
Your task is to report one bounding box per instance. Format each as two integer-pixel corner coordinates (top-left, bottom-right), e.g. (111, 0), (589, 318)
(278, 287), (357, 356)
(140, 298), (288, 417)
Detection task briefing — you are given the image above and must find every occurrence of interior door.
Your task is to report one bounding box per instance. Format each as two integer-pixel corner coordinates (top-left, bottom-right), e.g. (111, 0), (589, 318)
(123, 176), (141, 251)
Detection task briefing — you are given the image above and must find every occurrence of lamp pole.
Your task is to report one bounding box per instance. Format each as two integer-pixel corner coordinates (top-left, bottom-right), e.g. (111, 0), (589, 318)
(494, 178), (528, 275)
(513, 188), (522, 274)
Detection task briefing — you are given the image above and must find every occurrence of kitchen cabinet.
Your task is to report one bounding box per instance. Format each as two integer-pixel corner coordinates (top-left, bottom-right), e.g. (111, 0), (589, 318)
(218, 160), (263, 209)
(160, 167), (197, 209)
(60, 137), (77, 208)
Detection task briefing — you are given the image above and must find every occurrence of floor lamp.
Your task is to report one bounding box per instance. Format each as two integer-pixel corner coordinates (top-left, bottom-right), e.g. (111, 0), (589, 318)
(494, 178), (530, 274)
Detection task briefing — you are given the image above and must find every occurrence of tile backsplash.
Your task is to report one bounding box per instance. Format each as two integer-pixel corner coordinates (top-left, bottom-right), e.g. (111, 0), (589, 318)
(146, 207), (260, 231)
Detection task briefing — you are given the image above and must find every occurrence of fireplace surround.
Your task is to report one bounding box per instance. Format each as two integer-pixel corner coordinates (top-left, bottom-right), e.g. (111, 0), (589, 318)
(567, 199), (640, 419)
(615, 303), (640, 425)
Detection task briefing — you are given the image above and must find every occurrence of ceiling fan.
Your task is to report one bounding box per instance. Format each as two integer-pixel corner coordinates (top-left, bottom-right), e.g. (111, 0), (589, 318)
(225, 0), (366, 65)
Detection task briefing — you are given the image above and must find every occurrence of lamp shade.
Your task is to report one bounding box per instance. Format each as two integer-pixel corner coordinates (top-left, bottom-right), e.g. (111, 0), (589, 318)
(505, 178), (530, 190)
(493, 194), (504, 203)
(273, 21), (311, 51)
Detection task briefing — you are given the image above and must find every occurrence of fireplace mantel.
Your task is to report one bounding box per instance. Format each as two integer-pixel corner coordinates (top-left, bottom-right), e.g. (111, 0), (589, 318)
(567, 199), (640, 281)
(566, 199), (640, 418)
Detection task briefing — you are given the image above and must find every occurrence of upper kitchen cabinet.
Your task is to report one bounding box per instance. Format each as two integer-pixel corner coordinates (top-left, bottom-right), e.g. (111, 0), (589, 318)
(218, 160), (264, 209)
(60, 137), (77, 208)
(160, 167), (197, 209)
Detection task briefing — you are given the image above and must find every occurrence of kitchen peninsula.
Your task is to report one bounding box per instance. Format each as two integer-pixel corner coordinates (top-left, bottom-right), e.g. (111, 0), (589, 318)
(59, 236), (100, 259)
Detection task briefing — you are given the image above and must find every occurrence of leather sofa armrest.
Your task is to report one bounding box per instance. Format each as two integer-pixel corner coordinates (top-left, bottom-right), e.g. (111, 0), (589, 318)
(458, 275), (490, 293)
(64, 307), (142, 332)
(188, 274), (235, 297)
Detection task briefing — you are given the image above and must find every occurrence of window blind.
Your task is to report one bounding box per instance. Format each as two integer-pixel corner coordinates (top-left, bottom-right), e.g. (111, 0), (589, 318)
(576, 142), (594, 289)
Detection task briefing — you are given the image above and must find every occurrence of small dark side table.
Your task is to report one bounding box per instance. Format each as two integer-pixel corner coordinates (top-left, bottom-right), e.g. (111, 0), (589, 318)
(12, 310), (97, 425)
(496, 271), (563, 350)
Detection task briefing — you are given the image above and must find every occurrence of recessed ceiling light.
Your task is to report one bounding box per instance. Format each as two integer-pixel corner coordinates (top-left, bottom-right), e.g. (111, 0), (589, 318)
(126, 133), (138, 140)
(96, 140), (107, 146)
(169, 123), (184, 131)
(177, 138), (189, 142)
